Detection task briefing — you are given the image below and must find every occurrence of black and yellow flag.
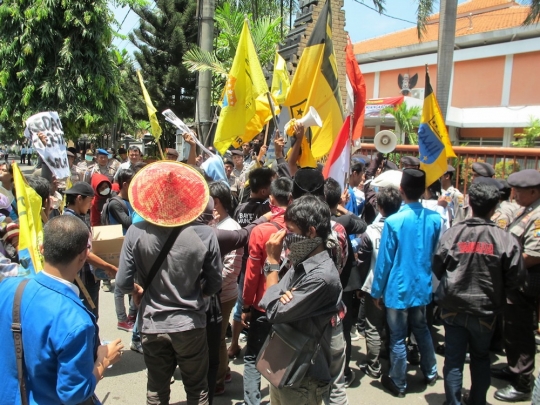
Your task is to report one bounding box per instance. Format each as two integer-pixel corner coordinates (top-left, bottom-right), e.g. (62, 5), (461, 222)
(284, 0), (344, 159)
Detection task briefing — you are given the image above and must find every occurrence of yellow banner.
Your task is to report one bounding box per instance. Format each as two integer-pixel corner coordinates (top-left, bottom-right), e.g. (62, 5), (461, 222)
(13, 163), (44, 274)
(214, 20), (272, 154)
(284, 0), (344, 159)
(137, 70), (163, 141)
(271, 51), (291, 106)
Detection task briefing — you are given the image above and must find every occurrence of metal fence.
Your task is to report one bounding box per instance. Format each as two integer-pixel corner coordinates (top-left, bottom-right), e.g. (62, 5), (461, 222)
(357, 144), (540, 193)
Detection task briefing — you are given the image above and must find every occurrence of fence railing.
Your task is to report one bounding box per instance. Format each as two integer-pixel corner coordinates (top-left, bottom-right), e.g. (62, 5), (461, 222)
(357, 144), (540, 193)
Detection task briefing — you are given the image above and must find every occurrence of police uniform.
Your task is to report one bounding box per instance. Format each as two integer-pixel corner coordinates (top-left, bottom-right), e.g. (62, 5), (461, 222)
(493, 169), (540, 401)
(491, 200), (521, 230)
(453, 162), (495, 224)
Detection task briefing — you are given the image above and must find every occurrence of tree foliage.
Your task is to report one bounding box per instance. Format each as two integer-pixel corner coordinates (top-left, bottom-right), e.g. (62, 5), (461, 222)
(182, 2), (284, 105)
(128, 0), (198, 126)
(0, 0), (135, 138)
(512, 117), (540, 148)
(381, 103), (421, 145)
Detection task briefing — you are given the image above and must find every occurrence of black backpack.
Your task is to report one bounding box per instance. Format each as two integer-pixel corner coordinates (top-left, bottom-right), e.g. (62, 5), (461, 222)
(100, 196), (128, 225)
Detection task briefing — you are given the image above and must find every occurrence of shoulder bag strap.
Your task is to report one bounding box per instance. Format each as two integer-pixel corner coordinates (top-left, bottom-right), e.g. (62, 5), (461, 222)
(141, 226), (183, 298)
(12, 278), (30, 405)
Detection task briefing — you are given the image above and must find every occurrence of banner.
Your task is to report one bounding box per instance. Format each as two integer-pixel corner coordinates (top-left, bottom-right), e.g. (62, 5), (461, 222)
(24, 112), (70, 179)
(365, 96), (404, 117)
(13, 163), (44, 275)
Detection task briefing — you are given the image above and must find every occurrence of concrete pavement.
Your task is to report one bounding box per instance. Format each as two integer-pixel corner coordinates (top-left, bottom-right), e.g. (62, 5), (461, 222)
(93, 284), (535, 405)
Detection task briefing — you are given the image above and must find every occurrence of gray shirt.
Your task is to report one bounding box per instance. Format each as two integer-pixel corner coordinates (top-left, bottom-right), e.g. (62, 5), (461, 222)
(116, 221), (222, 334)
(259, 250), (342, 383)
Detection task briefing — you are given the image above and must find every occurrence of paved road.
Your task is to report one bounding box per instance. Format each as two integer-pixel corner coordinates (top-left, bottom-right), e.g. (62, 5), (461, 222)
(93, 284), (535, 405)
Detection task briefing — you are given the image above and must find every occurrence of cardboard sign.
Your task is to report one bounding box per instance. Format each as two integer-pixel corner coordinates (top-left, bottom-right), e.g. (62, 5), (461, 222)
(24, 111), (70, 179)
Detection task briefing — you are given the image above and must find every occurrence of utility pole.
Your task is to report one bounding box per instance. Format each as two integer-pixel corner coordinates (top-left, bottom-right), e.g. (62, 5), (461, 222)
(196, 0), (215, 145)
(436, 0), (458, 120)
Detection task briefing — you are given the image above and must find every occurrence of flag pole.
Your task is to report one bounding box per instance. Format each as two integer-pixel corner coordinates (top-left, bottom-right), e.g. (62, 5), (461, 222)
(266, 92), (279, 131)
(157, 141), (165, 160)
(263, 122), (270, 146)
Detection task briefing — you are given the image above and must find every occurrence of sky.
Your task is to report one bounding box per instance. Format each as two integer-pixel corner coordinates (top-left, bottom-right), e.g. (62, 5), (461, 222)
(111, 0), (474, 55)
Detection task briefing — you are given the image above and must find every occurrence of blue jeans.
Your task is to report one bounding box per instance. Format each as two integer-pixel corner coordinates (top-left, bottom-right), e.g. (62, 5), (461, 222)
(386, 306), (437, 390)
(442, 311), (495, 405)
(244, 309), (272, 405)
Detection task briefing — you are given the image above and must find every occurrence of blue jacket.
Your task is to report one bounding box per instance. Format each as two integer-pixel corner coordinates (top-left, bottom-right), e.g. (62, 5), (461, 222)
(0, 272), (99, 404)
(370, 202), (441, 309)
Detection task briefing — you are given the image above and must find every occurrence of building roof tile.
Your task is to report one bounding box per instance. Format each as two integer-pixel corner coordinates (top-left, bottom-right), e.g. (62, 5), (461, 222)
(353, 0), (530, 54)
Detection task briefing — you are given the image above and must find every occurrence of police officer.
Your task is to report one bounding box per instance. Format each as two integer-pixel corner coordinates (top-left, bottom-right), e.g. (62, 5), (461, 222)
(492, 169), (540, 402)
(454, 162), (495, 224)
(400, 156), (421, 169)
(491, 179), (521, 230)
(440, 164), (464, 224)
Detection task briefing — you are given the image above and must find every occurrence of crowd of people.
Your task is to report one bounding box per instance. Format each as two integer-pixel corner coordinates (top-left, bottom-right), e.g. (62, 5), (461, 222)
(0, 123), (539, 405)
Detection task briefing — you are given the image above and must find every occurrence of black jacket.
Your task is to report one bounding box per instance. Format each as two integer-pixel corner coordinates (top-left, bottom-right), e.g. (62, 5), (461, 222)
(433, 217), (526, 317)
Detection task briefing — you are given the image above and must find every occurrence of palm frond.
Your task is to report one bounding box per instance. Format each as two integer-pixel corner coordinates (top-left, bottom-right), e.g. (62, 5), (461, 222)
(371, 0), (386, 13)
(416, 0), (435, 40)
(182, 47), (229, 78)
(523, 0), (540, 25)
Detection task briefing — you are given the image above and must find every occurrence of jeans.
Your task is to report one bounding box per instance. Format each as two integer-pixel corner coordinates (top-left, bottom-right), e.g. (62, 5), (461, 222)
(342, 292), (354, 377)
(364, 295), (386, 371)
(114, 283), (137, 322)
(216, 298), (236, 387)
(442, 311), (495, 405)
(386, 306), (437, 391)
(325, 321), (347, 405)
(142, 329), (209, 405)
(132, 313), (141, 343)
(243, 309), (272, 405)
(233, 272), (245, 323)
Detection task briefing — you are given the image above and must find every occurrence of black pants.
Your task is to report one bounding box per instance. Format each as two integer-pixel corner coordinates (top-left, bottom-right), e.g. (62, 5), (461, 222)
(20, 154), (25, 164)
(342, 291), (355, 376)
(504, 293), (537, 378)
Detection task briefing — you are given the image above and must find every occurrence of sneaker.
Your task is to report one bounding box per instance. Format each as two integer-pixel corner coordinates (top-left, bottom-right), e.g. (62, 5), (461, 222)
(224, 368), (232, 383)
(407, 344), (421, 365)
(360, 363), (382, 379)
(117, 320), (134, 332)
(130, 340), (143, 354)
(425, 373), (440, 386)
(350, 329), (361, 341)
(127, 314), (137, 323)
(101, 280), (113, 292)
(381, 374), (405, 398)
(344, 370), (356, 388)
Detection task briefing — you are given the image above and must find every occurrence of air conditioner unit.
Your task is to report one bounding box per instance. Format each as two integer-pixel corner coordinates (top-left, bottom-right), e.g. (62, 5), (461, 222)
(411, 88), (425, 99)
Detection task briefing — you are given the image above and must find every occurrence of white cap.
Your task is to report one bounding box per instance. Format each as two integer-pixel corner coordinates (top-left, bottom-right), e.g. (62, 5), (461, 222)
(371, 170), (403, 189)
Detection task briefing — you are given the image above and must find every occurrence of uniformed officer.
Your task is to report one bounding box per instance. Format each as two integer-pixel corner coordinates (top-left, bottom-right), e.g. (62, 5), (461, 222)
(400, 156), (421, 169)
(440, 164), (464, 224)
(453, 162), (495, 224)
(492, 179), (521, 230)
(492, 169), (540, 402)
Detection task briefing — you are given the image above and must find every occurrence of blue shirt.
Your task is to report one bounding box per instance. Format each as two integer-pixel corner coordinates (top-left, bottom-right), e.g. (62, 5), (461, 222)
(0, 272), (99, 404)
(370, 202), (441, 309)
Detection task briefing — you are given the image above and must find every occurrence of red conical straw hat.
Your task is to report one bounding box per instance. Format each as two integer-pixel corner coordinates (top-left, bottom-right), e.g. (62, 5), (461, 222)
(128, 161), (209, 227)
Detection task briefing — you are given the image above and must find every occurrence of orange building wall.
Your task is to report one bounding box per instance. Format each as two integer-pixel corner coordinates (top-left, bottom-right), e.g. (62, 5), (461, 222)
(509, 52), (540, 106)
(363, 73), (375, 99)
(452, 57), (505, 108)
(460, 128), (504, 139)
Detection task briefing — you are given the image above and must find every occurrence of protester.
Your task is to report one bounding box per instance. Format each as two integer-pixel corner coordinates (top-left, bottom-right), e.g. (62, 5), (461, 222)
(114, 146), (142, 182)
(0, 215), (123, 404)
(63, 182), (118, 318)
(118, 147), (128, 163)
(433, 182), (526, 405)
(165, 148), (179, 161)
(209, 181), (243, 396)
(371, 168), (441, 398)
(358, 186), (402, 380)
(259, 195), (343, 404)
(241, 177), (293, 405)
(440, 164), (463, 224)
(107, 168), (135, 233)
(345, 162), (365, 215)
(454, 162), (495, 223)
(116, 162), (222, 405)
(89, 173), (113, 227)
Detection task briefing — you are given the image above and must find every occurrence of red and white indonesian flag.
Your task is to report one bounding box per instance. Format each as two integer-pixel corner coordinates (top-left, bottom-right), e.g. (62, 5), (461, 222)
(323, 36), (366, 187)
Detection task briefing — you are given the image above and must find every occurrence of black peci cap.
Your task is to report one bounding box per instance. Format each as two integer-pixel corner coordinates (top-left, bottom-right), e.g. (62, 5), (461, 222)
(401, 168), (426, 189)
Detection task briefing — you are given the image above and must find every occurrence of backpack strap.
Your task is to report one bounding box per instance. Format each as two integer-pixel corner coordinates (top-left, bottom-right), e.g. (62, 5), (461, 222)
(12, 279), (30, 405)
(269, 221), (282, 231)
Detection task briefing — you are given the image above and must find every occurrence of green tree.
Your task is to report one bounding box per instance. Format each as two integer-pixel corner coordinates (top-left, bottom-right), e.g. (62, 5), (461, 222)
(0, 0), (144, 138)
(182, 1), (284, 105)
(512, 117), (540, 147)
(380, 103), (421, 145)
(129, 0), (199, 126)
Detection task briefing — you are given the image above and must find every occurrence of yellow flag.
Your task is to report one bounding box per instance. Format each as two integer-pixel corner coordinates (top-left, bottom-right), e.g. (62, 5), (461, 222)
(418, 70), (457, 187)
(214, 20), (272, 154)
(137, 70), (162, 141)
(284, 0), (344, 159)
(271, 51), (290, 106)
(13, 163), (44, 274)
